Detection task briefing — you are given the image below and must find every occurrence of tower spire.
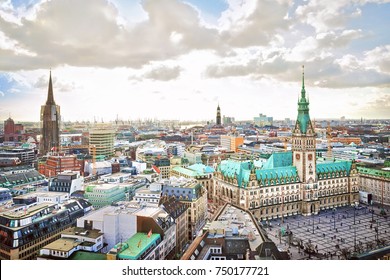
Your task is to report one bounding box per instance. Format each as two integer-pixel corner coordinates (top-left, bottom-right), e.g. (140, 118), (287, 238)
(301, 65), (306, 99)
(46, 70), (55, 105)
(216, 103), (221, 125)
(295, 65), (312, 134)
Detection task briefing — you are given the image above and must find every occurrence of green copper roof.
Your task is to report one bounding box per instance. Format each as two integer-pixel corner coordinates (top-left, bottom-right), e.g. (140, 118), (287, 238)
(173, 166), (198, 177)
(357, 167), (390, 179)
(173, 164), (214, 177)
(316, 161), (352, 176)
(188, 163), (215, 174)
(296, 112), (311, 134)
(219, 156), (298, 187)
(256, 166), (298, 184)
(218, 160), (253, 187)
(262, 152), (292, 169)
(115, 233), (161, 260)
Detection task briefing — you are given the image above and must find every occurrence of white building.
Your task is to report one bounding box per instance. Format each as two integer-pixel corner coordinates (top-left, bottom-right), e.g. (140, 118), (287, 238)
(49, 171), (84, 194)
(36, 191), (70, 204)
(133, 182), (162, 204)
(38, 227), (104, 259)
(77, 202), (176, 257)
(84, 161), (112, 176)
(77, 205), (138, 251)
(132, 161), (147, 174)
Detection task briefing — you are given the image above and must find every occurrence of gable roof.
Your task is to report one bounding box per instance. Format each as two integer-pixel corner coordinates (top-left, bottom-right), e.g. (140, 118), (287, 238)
(316, 161), (352, 176)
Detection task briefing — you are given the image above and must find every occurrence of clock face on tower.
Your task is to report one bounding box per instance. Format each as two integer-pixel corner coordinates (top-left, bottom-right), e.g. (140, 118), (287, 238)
(308, 154), (313, 161)
(296, 154), (300, 160)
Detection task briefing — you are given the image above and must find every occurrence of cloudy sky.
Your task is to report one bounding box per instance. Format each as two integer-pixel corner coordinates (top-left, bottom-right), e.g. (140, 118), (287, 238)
(0, 0), (389, 122)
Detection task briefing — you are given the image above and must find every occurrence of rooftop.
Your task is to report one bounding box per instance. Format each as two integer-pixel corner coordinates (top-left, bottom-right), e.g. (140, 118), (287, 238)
(14, 191), (68, 199)
(41, 237), (81, 252)
(115, 232), (161, 260)
(166, 177), (200, 189)
(133, 206), (163, 218)
(61, 227), (103, 239)
(68, 251), (107, 260)
(1, 202), (58, 219)
(357, 166), (390, 178)
(207, 204), (265, 251)
(316, 160), (352, 176)
(94, 184), (119, 191)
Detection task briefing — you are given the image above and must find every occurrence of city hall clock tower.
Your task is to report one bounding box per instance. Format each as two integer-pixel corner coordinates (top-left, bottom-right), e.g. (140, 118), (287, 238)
(292, 66), (319, 215)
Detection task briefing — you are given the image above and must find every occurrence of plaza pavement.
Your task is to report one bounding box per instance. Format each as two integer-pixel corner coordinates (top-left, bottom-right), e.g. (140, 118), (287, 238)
(262, 204), (390, 260)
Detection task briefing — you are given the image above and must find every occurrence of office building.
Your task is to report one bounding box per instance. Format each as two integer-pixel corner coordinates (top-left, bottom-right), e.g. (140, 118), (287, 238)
(161, 177), (208, 240)
(171, 163), (215, 200)
(0, 199), (92, 259)
(83, 184), (127, 209)
(48, 171), (83, 194)
(0, 148), (36, 165)
(220, 134), (244, 153)
(358, 167), (390, 207)
(89, 129), (115, 160)
(38, 154), (83, 177)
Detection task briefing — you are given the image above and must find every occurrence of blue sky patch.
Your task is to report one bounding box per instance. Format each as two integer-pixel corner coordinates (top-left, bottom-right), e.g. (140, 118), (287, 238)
(185, 0), (228, 16)
(348, 2), (390, 53)
(0, 73), (19, 99)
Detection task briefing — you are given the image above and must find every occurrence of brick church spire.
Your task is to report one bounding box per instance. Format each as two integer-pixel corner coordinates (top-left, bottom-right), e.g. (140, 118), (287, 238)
(40, 71), (61, 155)
(46, 70), (55, 105)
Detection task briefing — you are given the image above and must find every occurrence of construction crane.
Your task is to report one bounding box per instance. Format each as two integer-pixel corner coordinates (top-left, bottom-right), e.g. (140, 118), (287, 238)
(277, 136), (291, 151)
(90, 144), (97, 176)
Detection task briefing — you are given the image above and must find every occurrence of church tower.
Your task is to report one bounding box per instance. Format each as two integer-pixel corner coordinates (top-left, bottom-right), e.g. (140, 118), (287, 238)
(40, 71), (61, 155)
(216, 104), (221, 125)
(292, 66), (318, 215)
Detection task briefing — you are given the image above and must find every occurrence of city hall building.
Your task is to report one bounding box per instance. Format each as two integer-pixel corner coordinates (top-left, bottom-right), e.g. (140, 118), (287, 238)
(214, 69), (360, 221)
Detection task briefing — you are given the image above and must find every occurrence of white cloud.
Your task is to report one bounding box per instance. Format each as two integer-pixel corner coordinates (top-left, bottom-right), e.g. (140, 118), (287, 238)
(219, 0), (292, 47)
(129, 64), (182, 81)
(316, 29), (363, 49)
(34, 74), (77, 92)
(364, 45), (390, 73)
(0, 0), (222, 70)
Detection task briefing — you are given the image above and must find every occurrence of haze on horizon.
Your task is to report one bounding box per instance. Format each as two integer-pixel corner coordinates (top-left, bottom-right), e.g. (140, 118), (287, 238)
(0, 0), (389, 123)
